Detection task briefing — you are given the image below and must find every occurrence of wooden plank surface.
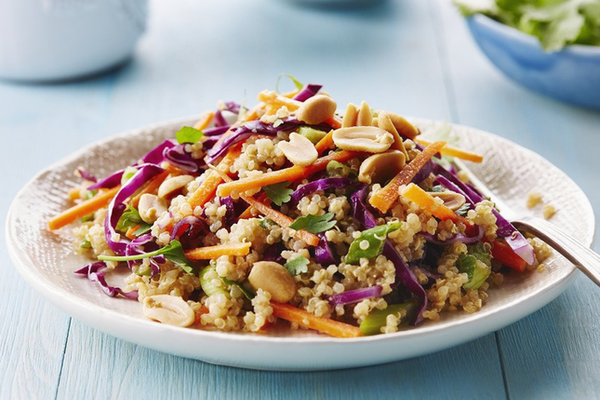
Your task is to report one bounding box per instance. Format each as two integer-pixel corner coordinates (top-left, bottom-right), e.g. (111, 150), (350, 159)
(1, 0), (599, 399)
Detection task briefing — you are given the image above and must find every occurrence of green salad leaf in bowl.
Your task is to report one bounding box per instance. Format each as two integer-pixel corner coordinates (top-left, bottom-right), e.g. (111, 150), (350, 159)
(455, 0), (600, 52)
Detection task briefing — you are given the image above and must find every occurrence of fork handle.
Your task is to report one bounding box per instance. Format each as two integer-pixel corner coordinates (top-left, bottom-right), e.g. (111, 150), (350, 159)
(513, 216), (600, 287)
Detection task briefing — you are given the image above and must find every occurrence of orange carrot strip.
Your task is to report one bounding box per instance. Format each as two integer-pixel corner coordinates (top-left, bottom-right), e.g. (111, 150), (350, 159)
(369, 141), (446, 213)
(238, 193), (270, 220)
(401, 183), (472, 227)
(48, 186), (121, 231)
(314, 130), (335, 154)
(130, 171), (169, 208)
(193, 111), (215, 131)
(125, 225), (141, 240)
(185, 242), (251, 260)
(217, 150), (361, 198)
(187, 149), (240, 209)
(324, 115), (342, 130)
(271, 302), (361, 338)
(240, 194), (320, 246)
(415, 138), (483, 163)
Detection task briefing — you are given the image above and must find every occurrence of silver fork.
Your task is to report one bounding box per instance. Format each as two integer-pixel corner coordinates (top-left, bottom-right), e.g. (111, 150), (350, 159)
(454, 159), (600, 287)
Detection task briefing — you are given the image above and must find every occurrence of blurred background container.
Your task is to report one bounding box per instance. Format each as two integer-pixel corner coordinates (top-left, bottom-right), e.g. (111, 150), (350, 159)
(467, 14), (600, 110)
(0, 0), (148, 82)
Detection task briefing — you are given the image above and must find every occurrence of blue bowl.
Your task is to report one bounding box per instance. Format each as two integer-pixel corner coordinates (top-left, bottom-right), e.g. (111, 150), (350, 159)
(467, 14), (600, 109)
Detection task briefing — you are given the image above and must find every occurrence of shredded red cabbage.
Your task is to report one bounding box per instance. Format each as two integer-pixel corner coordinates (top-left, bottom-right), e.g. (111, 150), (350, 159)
(88, 170), (124, 190)
(350, 186), (427, 325)
(75, 261), (138, 300)
(263, 244), (285, 263)
(203, 125), (230, 137)
(170, 216), (208, 249)
(77, 168), (97, 183)
(125, 234), (162, 277)
(328, 285), (383, 306)
(205, 118), (332, 163)
(104, 164), (164, 255)
(315, 234), (338, 266)
(141, 139), (177, 164)
(163, 144), (206, 173)
(436, 169), (534, 264)
(293, 84), (323, 102)
(289, 178), (358, 206)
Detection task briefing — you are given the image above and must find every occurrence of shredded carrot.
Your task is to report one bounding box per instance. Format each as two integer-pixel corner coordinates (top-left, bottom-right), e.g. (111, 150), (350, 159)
(193, 111), (215, 131)
(48, 186), (121, 231)
(324, 115), (342, 130)
(314, 130), (335, 154)
(187, 148), (240, 209)
(401, 183), (472, 227)
(125, 225), (140, 240)
(217, 150), (361, 198)
(185, 242), (252, 260)
(369, 141), (446, 213)
(238, 193), (270, 220)
(271, 302), (361, 338)
(130, 171), (169, 208)
(240, 194), (320, 246)
(415, 138), (483, 163)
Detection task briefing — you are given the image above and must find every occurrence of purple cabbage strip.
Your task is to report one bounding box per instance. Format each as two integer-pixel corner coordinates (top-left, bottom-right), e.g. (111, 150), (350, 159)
(328, 286), (383, 307)
(205, 118), (332, 163)
(104, 163), (164, 256)
(125, 234), (161, 277)
(410, 264), (441, 282)
(214, 110), (228, 128)
(315, 234), (338, 266)
(75, 261), (138, 300)
(435, 175), (476, 210)
(436, 169), (535, 264)
(77, 168), (97, 183)
(170, 216), (209, 249)
(351, 186), (428, 325)
(88, 170), (124, 190)
(293, 84), (323, 102)
(203, 125), (230, 137)
(220, 196), (249, 227)
(422, 225), (484, 246)
(163, 144), (205, 173)
(289, 178), (358, 206)
(88, 139), (176, 190)
(141, 139), (177, 164)
(263, 244), (284, 263)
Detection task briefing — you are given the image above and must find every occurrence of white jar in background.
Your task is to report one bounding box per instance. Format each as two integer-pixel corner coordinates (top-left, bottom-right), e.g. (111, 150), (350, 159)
(0, 0), (148, 81)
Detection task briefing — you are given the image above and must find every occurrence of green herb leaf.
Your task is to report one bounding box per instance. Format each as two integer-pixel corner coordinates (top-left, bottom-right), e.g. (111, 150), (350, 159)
(98, 240), (195, 275)
(263, 181), (293, 206)
(456, 242), (492, 290)
(80, 240), (92, 249)
(289, 213), (337, 234)
(275, 74), (304, 93)
(222, 277), (255, 300)
(345, 222), (402, 265)
(284, 256), (310, 275)
(116, 204), (152, 234)
(176, 126), (204, 144)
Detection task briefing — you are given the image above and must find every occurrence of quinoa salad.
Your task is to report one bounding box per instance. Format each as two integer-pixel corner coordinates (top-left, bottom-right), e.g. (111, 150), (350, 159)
(48, 81), (552, 338)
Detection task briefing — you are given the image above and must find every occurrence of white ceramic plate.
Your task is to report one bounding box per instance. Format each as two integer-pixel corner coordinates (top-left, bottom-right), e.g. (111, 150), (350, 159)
(6, 117), (595, 371)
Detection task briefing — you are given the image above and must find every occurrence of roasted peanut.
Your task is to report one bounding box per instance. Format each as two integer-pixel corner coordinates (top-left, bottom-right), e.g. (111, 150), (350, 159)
(430, 192), (466, 211)
(296, 95), (337, 125)
(142, 295), (195, 327)
(157, 175), (194, 199)
(342, 103), (358, 128)
(138, 194), (168, 224)
(248, 261), (297, 303)
(358, 150), (406, 185)
(332, 126), (394, 153)
(377, 111), (408, 158)
(356, 101), (373, 126)
(277, 132), (318, 166)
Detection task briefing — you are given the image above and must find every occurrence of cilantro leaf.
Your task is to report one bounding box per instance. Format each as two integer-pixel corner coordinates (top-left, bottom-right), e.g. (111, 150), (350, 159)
(284, 256), (310, 275)
(98, 240), (195, 275)
(263, 181), (293, 206)
(116, 204), (152, 234)
(289, 213), (337, 234)
(275, 74), (304, 93)
(176, 126), (204, 144)
(222, 277), (256, 300)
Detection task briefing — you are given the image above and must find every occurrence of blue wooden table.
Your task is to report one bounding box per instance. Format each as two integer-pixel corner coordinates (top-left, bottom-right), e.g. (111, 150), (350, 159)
(2, 0), (600, 398)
